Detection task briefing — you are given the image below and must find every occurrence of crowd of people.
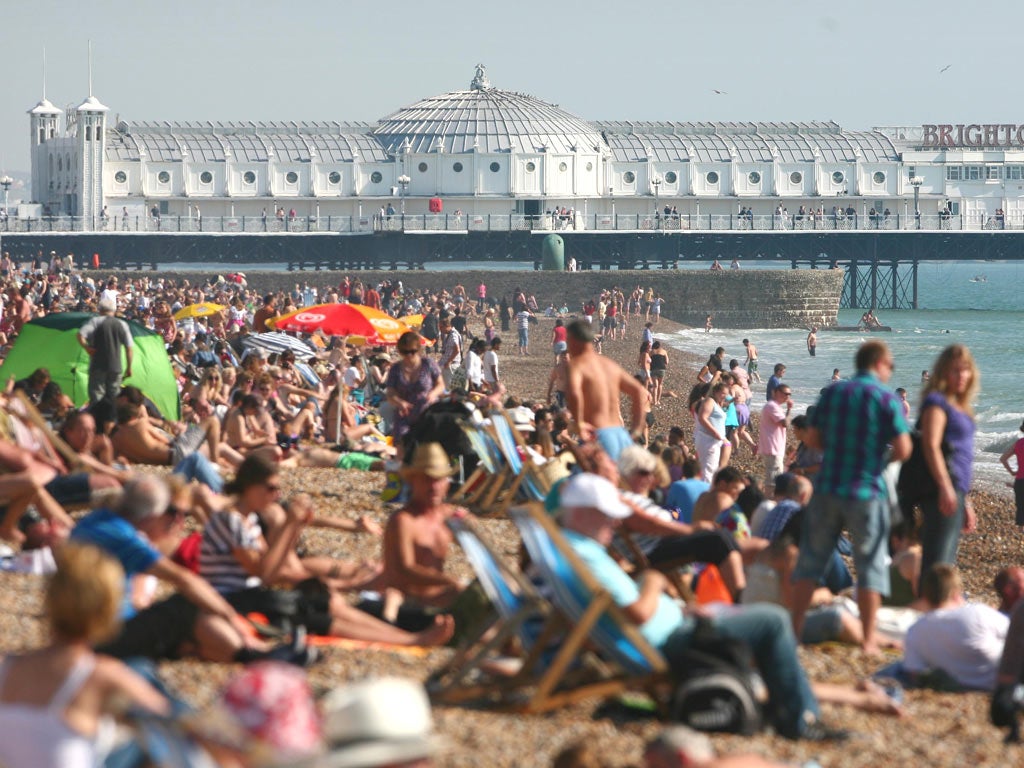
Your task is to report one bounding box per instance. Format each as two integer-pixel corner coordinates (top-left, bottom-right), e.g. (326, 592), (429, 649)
(1, 251), (1023, 765)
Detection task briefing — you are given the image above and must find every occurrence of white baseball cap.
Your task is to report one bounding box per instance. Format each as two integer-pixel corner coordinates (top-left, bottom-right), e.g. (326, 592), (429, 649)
(560, 473), (631, 519)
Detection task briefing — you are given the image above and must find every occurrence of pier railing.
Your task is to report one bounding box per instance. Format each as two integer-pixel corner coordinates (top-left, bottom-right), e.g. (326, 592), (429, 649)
(0, 211), (1016, 234)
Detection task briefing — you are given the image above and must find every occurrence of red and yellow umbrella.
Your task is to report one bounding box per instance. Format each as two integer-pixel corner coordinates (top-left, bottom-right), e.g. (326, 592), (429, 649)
(268, 303), (414, 346)
(173, 302), (227, 321)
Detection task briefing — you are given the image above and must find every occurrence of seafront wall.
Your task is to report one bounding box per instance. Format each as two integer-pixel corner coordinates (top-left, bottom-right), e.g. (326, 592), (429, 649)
(92, 268), (843, 329)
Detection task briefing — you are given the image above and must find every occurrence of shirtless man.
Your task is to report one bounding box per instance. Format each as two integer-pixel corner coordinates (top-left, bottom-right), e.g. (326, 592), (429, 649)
(691, 466), (749, 527)
(112, 400), (235, 468)
(742, 338), (761, 383)
(223, 395), (283, 463)
(806, 327), (818, 358)
(546, 349), (569, 409)
(565, 319), (648, 461)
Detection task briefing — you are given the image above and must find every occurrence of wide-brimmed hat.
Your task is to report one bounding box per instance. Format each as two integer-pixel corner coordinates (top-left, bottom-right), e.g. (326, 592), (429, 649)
(399, 442), (455, 479)
(318, 677), (440, 768)
(510, 406), (535, 432)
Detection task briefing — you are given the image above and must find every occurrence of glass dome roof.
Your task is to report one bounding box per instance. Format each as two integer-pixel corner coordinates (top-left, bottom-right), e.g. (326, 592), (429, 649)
(372, 65), (605, 156)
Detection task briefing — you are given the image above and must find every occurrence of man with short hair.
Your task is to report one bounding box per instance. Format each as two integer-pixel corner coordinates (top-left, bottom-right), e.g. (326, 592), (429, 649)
(995, 566), (1024, 615)
(765, 363), (786, 401)
(438, 315), (463, 390)
(565, 319), (648, 461)
(790, 340), (911, 655)
(758, 382), (793, 493)
(483, 336), (502, 394)
(252, 294), (277, 333)
(557, 472), (842, 742)
(77, 297), (133, 408)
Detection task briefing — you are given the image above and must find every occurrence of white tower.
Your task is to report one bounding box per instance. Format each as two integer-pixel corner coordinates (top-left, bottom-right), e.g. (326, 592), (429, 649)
(76, 94), (108, 222)
(28, 97), (61, 208)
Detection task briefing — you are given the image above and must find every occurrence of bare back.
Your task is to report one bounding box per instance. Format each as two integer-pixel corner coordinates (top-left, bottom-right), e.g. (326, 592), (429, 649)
(568, 351), (628, 430)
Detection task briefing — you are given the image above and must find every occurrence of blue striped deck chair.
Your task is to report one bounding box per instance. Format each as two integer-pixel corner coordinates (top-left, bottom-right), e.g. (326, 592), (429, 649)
(489, 410), (552, 505)
(450, 419), (510, 512)
(508, 503), (670, 712)
(428, 516), (553, 707)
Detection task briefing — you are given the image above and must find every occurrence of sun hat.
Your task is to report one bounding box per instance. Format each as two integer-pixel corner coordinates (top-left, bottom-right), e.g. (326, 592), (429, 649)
(511, 406), (535, 432)
(317, 677), (439, 768)
(399, 442), (455, 480)
(559, 473), (631, 519)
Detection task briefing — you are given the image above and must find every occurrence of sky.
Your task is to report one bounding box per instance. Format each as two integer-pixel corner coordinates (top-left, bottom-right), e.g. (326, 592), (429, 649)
(3, 0), (1023, 179)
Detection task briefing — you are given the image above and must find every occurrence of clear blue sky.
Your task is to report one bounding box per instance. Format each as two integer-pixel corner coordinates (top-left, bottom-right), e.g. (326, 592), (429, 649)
(2, 0), (1022, 176)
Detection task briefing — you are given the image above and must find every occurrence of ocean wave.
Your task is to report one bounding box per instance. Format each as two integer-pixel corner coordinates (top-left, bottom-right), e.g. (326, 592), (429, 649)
(976, 410), (1024, 425)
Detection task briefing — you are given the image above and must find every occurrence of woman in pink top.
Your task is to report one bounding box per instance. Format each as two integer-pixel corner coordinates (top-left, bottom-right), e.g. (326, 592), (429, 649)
(1000, 419), (1024, 529)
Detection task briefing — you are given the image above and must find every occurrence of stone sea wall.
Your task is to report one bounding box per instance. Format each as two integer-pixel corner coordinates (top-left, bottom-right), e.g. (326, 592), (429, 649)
(93, 267), (843, 329)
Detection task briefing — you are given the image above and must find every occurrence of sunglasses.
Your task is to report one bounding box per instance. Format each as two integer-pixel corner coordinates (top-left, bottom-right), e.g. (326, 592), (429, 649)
(399, 348), (419, 356)
(265, 482), (281, 492)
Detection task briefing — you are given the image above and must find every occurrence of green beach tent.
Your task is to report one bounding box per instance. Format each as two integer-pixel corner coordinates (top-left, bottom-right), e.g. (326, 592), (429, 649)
(0, 312), (180, 420)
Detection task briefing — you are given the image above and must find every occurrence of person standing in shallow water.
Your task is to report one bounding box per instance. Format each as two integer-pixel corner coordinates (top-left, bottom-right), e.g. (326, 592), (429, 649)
(806, 327), (817, 357)
(999, 419), (1024, 532)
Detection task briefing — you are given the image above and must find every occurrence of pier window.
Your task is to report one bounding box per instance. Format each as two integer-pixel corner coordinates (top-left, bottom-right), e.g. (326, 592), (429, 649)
(705, 171), (719, 185)
(986, 166), (1001, 180)
(328, 171), (341, 184)
(664, 171), (677, 184)
(453, 162), (464, 173)
(199, 171), (213, 184)
(748, 171), (761, 185)
(1006, 166), (1024, 181)
(946, 166), (962, 181)
(489, 162), (501, 172)
(370, 171), (383, 184)
(285, 171), (298, 184)
(831, 171), (845, 184)
(525, 162), (536, 172)
(873, 171), (886, 184)
(114, 171), (127, 184)
(964, 166), (982, 181)
(623, 171), (636, 184)
(243, 171), (256, 184)
(158, 171), (171, 184)
(790, 171), (802, 184)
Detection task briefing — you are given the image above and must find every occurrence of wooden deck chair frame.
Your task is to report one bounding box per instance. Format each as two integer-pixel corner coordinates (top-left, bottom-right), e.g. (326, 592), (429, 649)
(483, 411), (528, 516)
(449, 419), (510, 512)
(489, 409), (554, 503)
(507, 503), (671, 713)
(428, 515), (555, 707)
(616, 528), (697, 606)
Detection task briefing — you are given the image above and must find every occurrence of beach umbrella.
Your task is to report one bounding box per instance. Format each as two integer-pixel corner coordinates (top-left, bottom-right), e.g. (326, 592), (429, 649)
(398, 313), (424, 329)
(0, 312), (180, 420)
(173, 302), (227, 321)
(241, 332), (319, 360)
(269, 303), (414, 346)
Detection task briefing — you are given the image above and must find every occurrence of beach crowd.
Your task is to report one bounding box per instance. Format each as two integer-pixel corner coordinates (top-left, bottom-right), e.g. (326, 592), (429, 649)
(2, 249), (1024, 767)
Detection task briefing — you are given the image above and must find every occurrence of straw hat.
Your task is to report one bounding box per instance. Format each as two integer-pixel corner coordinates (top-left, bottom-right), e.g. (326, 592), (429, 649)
(399, 442), (455, 480)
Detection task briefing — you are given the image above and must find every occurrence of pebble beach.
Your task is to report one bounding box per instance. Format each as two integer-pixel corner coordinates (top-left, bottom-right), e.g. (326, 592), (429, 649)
(2, 314), (1022, 767)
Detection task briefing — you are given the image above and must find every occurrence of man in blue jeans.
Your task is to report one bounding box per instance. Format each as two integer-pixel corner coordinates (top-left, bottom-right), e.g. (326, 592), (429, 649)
(557, 472), (846, 741)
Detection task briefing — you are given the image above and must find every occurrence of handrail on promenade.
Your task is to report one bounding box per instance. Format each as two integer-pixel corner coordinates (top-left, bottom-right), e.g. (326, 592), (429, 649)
(0, 211), (1017, 235)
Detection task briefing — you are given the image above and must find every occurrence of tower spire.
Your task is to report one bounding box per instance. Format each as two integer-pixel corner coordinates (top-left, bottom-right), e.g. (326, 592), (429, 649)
(87, 39), (93, 98)
(42, 48), (47, 100)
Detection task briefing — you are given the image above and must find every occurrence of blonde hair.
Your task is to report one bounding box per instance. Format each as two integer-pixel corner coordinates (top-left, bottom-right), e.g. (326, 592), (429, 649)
(921, 563), (962, 607)
(922, 344), (979, 415)
(47, 543), (124, 645)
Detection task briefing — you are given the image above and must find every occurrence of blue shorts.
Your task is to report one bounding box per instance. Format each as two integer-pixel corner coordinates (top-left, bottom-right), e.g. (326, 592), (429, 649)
(801, 606), (845, 644)
(596, 426), (634, 462)
(518, 328), (529, 347)
(793, 493), (890, 595)
(44, 473), (92, 507)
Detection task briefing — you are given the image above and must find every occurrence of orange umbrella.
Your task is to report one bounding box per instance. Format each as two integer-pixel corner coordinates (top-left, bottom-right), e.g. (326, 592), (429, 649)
(268, 303), (414, 346)
(398, 313), (424, 329)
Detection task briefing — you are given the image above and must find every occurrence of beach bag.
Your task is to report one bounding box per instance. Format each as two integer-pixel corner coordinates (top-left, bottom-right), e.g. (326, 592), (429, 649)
(896, 420), (955, 515)
(669, 619), (763, 735)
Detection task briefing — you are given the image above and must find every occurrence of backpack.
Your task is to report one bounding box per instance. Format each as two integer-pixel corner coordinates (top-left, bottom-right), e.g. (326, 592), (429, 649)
(896, 420), (955, 516)
(669, 619), (763, 735)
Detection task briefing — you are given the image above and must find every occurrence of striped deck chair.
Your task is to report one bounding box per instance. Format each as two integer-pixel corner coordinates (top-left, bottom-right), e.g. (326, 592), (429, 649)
(488, 410), (553, 505)
(450, 419), (510, 513)
(507, 503), (671, 712)
(428, 516), (552, 707)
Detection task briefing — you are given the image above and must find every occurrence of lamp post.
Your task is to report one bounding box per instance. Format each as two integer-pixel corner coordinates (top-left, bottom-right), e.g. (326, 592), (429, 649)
(397, 174), (411, 217)
(0, 175), (12, 226)
(910, 176), (923, 229)
(651, 175), (662, 228)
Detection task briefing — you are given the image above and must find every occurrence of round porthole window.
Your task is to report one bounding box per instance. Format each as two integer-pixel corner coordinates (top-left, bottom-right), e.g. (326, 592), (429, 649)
(664, 171), (678, 184)
(832, 171), (845, 184)
(370, 171), (383, 184)
(114, 170), (127, 183)
(748, 171), (761, 185)
(586, 162), (593, 171)
(489, 162), (500, 173)
(558, 162), (568, 172)
(418, 162), (428, 173)
(200, 171), (213, 184)
(873, 171), (886, 184)
(158, 170), (171, 184)
(623, 171), (636, 184)
(453, 162), (464, 173)
(790, 171), (802, 184)
(525, 161), (536, 172)
(328, 171), (341, 184)
(285, 171), (298, 184)
(706, 171), (720, 185)
(243, 171), (256, 184)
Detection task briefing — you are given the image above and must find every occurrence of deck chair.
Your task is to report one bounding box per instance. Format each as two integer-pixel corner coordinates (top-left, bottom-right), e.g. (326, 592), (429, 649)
(488, 410), (553, 505)
(506, 503), (671, 712)
(449, 419), (509, 512)
(428, 516), (553, 707)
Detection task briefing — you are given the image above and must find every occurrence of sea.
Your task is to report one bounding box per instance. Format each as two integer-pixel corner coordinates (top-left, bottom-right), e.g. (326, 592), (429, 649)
(660, 260), (1024, 490)
(162, 257), (1020, 488)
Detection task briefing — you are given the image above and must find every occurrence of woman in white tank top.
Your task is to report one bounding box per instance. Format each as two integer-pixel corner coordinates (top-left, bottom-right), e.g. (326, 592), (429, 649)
(0, 544), (169, 768)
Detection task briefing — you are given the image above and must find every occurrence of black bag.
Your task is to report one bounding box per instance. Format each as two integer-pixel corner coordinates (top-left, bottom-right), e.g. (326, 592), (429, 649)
(896, 422), (955, 511)
(669, 619), (763, 735)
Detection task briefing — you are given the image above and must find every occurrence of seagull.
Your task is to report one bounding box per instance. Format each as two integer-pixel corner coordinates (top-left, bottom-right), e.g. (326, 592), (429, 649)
(712, 89), (728, 95)
(939, 64), (951, 73)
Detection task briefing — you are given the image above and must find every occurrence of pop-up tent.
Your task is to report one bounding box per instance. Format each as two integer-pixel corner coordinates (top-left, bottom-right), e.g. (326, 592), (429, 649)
(0, 312), (180, 420)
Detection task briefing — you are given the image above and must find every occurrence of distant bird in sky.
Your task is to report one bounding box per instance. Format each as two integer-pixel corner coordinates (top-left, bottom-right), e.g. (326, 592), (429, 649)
(712, 89), (727, 95)
(939, 64), (952, 73)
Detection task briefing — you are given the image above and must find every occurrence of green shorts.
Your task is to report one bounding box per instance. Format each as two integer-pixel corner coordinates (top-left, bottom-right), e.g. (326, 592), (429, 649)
(336, 452), (378, 471)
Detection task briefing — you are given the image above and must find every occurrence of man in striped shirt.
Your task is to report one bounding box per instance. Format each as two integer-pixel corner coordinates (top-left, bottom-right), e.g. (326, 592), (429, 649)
(789, 341), (911, 655)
